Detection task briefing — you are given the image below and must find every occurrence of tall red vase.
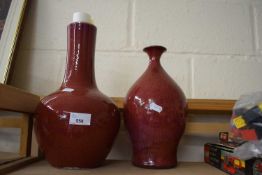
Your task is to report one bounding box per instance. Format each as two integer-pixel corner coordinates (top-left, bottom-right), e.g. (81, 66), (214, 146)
(34, 13), (120, 168)
(124, 46), (187, 169)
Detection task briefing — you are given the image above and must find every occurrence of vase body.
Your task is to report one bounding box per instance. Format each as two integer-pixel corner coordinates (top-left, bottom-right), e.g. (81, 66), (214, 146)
(124, 46), (186, 169)
(34, 22), (120, 168)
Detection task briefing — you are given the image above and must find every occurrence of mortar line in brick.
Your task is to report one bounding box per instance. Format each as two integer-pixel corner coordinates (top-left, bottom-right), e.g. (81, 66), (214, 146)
(96, 50), (259, 57)
(251, 2), (259, 51)
(95, 49), (260, 56)
(126, 0), (136, 48)
(126, 0), (131, 47)
(21, 48), (261, 58)
(252, 2), (260, 53)
(190, 57), (195, 98)
(131, 0), (136, 48)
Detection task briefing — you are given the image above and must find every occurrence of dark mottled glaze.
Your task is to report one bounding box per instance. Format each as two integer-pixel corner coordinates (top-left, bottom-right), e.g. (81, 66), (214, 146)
(124, 46), (186, 169)
(34, 22), (120, 168)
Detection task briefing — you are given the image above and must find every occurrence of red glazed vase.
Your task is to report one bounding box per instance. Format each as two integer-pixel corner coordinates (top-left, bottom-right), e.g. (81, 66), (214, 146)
(34, 20), (120, 168)
(124, 46), (187, 169)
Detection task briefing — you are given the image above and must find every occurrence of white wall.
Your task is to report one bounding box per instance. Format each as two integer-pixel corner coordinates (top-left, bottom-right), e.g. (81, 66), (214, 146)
(8, 0), (262, 161)
(10, 0), (262, 98)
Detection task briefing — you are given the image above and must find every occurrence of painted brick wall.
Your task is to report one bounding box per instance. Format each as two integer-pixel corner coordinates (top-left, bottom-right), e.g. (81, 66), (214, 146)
(7, 0), (262, 161)
(10, 0), (262, 99)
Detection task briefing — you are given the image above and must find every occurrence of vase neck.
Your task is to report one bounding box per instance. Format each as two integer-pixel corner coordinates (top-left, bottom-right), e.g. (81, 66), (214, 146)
(143, 46), (166, 64)
(61, 22), (97, 89)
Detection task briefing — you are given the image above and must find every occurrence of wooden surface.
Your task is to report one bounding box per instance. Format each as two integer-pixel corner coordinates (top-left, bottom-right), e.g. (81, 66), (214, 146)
(30, 122), (39, 157)
(0, 116), (25, 128)
(111, 97), (235, 114)
(0, 84), (40, 113)
(8, 160), (226, 175)
(185, 122), (229, 135)
(187, 99), (235, 113)
(0, 114), (32, 157)
(19, 114), (33, 157)
(0, 157), (40, 175)
(0, 152), (20, 165)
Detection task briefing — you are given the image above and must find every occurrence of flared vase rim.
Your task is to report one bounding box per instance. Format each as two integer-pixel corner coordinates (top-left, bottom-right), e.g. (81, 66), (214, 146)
(143, 45), (167, 53)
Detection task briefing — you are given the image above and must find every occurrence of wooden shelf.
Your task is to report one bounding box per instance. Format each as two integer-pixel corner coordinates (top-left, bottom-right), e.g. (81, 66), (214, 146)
(8, 160), (226, 175)
(0, 152), (20, 165)
(111, 97), (235, 114)
(0, 83), (40, 113)
(186, 99), (235, 113)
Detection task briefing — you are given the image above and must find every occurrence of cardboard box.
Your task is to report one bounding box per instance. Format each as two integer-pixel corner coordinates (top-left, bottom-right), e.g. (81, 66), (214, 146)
(204, 143), (256, 175)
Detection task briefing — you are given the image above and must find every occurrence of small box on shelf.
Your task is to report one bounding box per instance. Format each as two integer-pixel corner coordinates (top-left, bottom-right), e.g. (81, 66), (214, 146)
(204, 132), (262, 175)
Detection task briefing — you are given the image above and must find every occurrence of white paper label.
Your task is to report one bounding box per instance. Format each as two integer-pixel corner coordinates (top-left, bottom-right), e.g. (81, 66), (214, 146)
(149, 102), (163, 113)
(62, 88), (74, 92)
(69, 112), (91, 125)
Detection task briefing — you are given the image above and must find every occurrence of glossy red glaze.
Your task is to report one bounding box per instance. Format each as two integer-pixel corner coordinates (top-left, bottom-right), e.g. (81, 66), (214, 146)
(124, 46), (186, 169)
(34, 22), (120, 168)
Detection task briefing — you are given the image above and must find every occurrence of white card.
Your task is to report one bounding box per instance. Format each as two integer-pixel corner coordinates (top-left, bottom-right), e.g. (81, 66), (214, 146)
(69, 112), (91, 125)
(149, 102), (163, 113)
(62, 88), (74, 92)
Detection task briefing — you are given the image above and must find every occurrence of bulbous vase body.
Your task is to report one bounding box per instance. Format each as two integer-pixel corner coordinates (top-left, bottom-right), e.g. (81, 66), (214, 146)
(124, 46), (186, 169)
(34, 22), (120, 168)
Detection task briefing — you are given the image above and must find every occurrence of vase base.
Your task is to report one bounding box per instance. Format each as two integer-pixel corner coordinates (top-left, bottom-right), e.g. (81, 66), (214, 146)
(132, 161), (177, 169)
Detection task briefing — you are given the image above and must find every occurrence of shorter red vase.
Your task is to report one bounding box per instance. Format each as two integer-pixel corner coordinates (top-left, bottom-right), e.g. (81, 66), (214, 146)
(124, 46), (187, 168)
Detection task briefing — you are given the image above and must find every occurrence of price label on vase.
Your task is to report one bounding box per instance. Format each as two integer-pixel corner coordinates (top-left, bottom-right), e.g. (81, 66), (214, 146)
(69, 112), (91, 126)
